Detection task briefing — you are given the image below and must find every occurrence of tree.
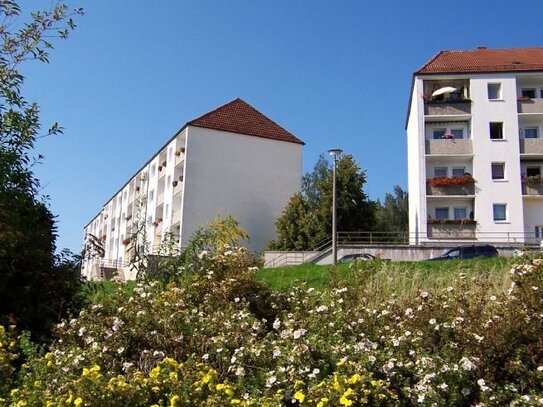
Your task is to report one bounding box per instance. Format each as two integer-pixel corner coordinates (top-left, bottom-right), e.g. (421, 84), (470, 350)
(270, 154), (376, 250)
(375, 185), (409, 241)
(0, 1), (83, 340)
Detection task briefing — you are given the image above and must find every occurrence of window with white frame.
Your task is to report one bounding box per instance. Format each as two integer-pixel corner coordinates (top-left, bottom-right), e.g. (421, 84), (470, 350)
(490, 122), (504, 140)
(488, 83), (502, 100)
(493, 204), (507, 222)
(149, 189), (154, 201)
(452, 167), (466, 177)
(435, 207), (449, 219)
(433, 128), (446, 139)
(434, 167), (448, 177)
(526, 166), (541, 177)
(491, 163), (505, 180)
(151, 164), (156, 177)
(524, 127), (539, 139)
(522, 88), (536, 98)
(453, 207), (467, 220)
(451, 129), (464, 139)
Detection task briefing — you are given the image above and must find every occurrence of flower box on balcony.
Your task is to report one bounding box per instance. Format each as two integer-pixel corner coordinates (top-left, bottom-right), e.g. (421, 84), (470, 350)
(427, 175), (475, 187)
(122, 237), (131, 245)
(426, 175), (475, 195)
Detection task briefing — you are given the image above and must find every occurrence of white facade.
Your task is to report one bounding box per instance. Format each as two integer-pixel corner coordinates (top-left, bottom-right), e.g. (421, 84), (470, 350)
(82, 99), (303, 280)
(407, 52), (543, 245)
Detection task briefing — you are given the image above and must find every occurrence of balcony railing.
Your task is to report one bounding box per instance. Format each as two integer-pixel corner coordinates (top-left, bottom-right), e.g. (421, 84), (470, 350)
(427, 221), (476, 239)
(427, 183), (475, 196)
(425, 139), (472, 155)
(522, 181), (543, 195)
(518, 98), (543, 114)
(424, 100), (471, 116)
(519, 138), (543, 155)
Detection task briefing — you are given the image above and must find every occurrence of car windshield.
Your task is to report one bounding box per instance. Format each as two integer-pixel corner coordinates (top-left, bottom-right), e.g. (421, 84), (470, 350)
(446, 249), (461, 258)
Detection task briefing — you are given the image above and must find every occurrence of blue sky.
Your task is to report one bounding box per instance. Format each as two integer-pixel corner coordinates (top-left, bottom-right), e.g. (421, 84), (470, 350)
(19, 1), (543, 253)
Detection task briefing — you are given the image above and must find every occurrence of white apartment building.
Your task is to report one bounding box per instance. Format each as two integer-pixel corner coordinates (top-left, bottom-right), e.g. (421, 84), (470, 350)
(82, 98), (304, 280)
(407, 47), (543, 245)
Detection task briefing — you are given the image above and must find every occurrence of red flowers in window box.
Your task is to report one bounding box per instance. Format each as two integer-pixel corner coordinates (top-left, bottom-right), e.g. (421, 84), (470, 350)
(426, 175), (475, 187)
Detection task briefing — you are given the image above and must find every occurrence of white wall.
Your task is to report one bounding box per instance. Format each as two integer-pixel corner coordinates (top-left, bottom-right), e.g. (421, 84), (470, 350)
(181, 126), (302, 252)
(524, 200), (543, 243)
(407, 78), (426, 243)
(470, 75), (525, 241)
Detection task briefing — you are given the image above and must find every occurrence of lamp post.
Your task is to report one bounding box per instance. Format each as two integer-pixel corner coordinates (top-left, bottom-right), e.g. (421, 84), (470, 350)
(328, 148), (342, 264)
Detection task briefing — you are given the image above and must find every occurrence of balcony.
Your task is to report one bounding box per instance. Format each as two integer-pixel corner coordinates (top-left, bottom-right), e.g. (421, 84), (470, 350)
(522, 181), (543, 195)
(425, 139), (472, 155)
(518, 98), (543, 114)
(427, 221), (476, 239)
(519, 138), (543, 155)
(424, 100), (471, 116)
(426, 175), (475, 196)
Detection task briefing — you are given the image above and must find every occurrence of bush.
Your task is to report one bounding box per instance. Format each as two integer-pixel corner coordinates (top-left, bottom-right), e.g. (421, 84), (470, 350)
(3, 250), (543, 405)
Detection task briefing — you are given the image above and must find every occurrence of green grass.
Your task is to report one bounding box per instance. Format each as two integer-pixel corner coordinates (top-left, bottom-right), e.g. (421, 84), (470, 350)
(81, 280), (137, 304)
(256, 257), (515, 302)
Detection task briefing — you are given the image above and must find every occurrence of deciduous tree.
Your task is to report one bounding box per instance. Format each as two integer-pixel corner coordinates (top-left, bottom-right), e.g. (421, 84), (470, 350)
(0, 0), (83, 340)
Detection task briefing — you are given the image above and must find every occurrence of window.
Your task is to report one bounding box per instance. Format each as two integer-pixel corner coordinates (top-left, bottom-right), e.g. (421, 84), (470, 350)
(151, 164), (156, 177)
(522, 88), (536, 98)
(493, 204), (507, 221)
(454, 207), (467, 220)
(149, 189), (154, 201)
(540, 89), (543, 99)
(488, 83), (502, 100)
(452, 167), (465, 177)
(433, 129), (446, 139)
(451, 129), (464, 139)
(435, 207), (449, 219)
(491, 163), (505, 180)
(525, 127), (539, 139)
(168, 147), (172, 161)
(490, 122), (504, 140)
(527, 166), (541, 177)
(434, 167), (448, 177)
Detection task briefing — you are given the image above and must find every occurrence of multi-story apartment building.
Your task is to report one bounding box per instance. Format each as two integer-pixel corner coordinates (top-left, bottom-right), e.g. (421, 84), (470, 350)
(82, 98), (304, 280)
(407, 47), (543, 245)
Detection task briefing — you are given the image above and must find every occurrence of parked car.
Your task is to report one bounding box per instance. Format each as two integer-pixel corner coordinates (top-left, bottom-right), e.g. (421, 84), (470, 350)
(428, 245), (498, 261)
(338, 253), (391, 263)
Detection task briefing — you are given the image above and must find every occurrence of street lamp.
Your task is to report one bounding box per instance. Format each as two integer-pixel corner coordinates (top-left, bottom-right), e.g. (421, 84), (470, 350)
(328, 148), (343, 264)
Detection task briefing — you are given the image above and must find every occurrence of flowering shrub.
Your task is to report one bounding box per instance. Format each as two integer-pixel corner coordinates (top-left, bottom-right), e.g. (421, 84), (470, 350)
(3, 249), (543, 405)
(427, 175), (475, 187)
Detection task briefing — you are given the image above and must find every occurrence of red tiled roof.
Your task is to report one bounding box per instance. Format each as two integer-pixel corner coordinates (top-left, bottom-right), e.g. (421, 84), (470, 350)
(187, 98), (304, 145)
(416, 47), (543, 75)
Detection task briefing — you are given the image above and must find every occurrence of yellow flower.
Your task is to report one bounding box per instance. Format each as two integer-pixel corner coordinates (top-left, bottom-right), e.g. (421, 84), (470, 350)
(294, 391), (305, 403)
(149, 366), (161, 380)
(339, 395), (352, 406)
(317, 397), (329, 407)
(348, 374), (361, 384)
(169, 395), (180, 407)
(169, 371), (178, 382)
(74, 397), (83, 406)
(231, 400), (241, 405)
(16, 401), (27, 407)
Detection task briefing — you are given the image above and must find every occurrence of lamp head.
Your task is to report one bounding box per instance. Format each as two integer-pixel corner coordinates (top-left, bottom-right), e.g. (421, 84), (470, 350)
(328, 148), (343, 158)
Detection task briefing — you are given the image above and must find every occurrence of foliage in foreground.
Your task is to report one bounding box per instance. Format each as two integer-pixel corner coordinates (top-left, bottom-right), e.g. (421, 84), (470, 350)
(2, 251), (543, 405)
(0, 0), (85, 341)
